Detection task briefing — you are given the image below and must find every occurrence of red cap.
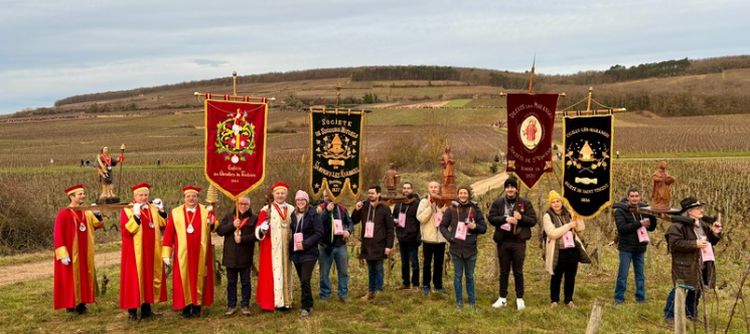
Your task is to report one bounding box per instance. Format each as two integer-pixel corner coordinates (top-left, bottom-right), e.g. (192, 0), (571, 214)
(131, 182), (151, 194)
(181, 185), (202, 195)
(65, 184), (84, 196)
(271, 182), (289, 192)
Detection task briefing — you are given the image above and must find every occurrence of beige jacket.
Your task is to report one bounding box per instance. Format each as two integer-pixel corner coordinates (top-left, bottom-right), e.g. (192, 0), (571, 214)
(542, 212), (585, 275)
(417, 197), (447, 244)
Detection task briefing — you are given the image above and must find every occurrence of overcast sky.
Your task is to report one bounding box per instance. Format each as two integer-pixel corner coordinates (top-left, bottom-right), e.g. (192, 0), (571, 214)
(0, 0), (748, 114)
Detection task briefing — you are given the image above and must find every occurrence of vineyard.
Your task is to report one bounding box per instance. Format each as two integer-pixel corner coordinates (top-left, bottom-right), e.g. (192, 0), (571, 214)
(2, 98), (750, 332)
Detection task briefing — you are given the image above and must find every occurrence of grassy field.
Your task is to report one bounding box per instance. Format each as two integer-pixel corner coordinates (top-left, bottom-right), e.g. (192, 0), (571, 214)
(2, 96), (750, 332)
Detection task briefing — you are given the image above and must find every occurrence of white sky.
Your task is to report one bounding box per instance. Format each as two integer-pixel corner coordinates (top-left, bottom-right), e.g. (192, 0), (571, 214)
(0, 0), (748, 114)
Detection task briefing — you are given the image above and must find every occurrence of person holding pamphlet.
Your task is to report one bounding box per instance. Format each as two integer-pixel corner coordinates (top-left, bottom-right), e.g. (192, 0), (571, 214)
(416, 181), (447, 295)
(439, 186), (486, 311)
(352, 185), (394, 301)
(487, 177), (537, 310)
(317, 189), (354, 303)
(663, 197), (722, 324)
(289, 190), (323, 319)
(612, 188), (657, 304)
(542, 191), (586, 308)
(393, 182), (421, 291)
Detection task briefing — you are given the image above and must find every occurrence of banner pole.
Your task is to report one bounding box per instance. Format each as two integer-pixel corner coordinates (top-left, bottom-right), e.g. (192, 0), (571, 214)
(232, 71), (237, 96)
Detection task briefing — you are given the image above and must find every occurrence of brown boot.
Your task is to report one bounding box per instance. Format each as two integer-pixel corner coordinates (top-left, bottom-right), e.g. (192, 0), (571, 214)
(361, 291), (376, 301)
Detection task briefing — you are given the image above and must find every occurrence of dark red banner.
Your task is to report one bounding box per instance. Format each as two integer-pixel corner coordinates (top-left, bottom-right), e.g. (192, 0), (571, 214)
(204, 99), (268, 199)
(506, 93), (558, 189)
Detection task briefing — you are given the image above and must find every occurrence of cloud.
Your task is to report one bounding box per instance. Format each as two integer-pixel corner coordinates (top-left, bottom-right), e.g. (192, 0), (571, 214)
(192, 59), (229, 67)
(0, 0), (749, 114)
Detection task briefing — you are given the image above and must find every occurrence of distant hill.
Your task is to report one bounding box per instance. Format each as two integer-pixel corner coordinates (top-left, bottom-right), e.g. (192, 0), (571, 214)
(7, 55), (750, 120)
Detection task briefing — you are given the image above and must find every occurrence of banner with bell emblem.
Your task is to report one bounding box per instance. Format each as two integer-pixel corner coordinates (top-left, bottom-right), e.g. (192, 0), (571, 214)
(309, 108), (364, 201)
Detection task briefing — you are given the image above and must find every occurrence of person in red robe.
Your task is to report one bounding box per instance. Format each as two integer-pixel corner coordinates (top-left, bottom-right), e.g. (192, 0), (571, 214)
(162, 185), (218, 318)
(119, 183), (168, 321)
(255, 182), (294, 311)
(53, 184), (104, 314)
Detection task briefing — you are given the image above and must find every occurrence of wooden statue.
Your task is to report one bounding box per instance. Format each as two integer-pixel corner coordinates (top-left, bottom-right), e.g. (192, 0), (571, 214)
(651, 160), (675, 211)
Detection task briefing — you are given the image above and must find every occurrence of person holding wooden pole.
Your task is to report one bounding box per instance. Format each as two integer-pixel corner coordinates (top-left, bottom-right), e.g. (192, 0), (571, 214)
(215, 195), (257, 316)
(663, 197), (722, 324)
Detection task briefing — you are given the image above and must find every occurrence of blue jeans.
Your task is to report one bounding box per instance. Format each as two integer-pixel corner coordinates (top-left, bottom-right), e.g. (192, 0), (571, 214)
(318, 244), (349, 298)
(367, 260), (384, 292)
(399, 240), (420, 287)
(614, 250), (646, 303)
(452, 254), (477, 305)
(664, 287), (699, 321)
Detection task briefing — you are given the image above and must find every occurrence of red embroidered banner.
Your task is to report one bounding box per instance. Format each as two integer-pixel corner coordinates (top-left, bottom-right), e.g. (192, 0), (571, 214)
(204, 99), (268, 199)
(506, 93), (558, 189)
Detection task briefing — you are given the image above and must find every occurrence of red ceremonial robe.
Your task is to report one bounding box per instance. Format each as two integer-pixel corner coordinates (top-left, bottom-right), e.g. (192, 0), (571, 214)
(255, 203), (294, 311)
(119, 205), (168, 310)
(162, 205), (217, 310)
(53, 208), (103, 309)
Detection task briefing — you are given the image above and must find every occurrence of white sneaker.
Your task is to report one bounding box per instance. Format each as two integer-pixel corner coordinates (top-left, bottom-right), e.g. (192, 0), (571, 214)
(492, 296), (507, 308)
(516, 298), (526, 310)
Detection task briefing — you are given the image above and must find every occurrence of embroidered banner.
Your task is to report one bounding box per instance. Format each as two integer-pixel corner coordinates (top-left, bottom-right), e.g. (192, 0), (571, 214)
(204, 99), (268, 199)
(310, 109), (363, 201)
(562, 114), (613, 218)
(506, 93), (558, 189)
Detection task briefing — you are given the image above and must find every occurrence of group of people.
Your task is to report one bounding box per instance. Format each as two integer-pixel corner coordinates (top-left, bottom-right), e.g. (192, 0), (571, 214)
(52, 176), (723, 324)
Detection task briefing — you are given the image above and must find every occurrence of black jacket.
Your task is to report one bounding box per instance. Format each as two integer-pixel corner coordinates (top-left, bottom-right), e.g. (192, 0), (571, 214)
(487, 196), (537, 243)
(318, 202), (353, 248)
(216, 209), (257, 268)
(393, 194), (421, 243)
(289, 206), (324, 264)
(352, 200), (395, 261)
(440, 200), (487, 259)
(613, 199), (657, 253)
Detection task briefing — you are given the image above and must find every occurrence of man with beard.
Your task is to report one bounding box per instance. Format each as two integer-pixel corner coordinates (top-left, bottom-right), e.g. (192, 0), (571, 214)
(416, 181), (447, 295)
(393, 182), (421, 291)
(352, 185), (394, 301)
(487, 177), (537, 310)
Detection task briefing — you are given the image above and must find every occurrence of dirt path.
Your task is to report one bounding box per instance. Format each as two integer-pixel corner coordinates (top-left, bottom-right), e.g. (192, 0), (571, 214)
(0, 236), (224, 287)
(470, 172), (509, 197)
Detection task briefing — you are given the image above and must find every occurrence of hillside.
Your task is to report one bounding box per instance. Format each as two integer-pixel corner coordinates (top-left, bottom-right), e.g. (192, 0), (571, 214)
(5, 55), (750, 121)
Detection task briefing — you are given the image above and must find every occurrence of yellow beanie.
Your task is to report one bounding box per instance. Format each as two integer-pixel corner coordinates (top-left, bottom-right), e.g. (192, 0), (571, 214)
(548, 190), (563, 204)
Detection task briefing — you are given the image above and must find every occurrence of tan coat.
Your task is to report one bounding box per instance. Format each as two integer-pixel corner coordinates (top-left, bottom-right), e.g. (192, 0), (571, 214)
(417, 197), (447, 244)
(542, 212), (585, 275)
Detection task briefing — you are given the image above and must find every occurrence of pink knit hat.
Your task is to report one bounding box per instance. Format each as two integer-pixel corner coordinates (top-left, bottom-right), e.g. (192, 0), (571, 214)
(295, 190), (310, 202)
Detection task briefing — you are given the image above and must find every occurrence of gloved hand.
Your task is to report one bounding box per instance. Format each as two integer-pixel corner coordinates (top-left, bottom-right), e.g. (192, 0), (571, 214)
(61, 257), (71, 266)
(260, 221), (270, 232)
(152, 198), (164, 212)
(163, 257), (171, 267)
(91, 203), (101, 216)
(133, 203), (142, 217)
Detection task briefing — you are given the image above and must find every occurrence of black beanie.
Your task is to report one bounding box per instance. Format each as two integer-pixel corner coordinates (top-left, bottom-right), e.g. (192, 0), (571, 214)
(504, 177), (518, 189)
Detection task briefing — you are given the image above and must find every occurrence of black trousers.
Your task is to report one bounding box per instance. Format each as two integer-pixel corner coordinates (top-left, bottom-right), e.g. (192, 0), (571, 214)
(550, 248), (579, 304)
(422, 242), (445, 290)
(294, 260), (316, 311)
(399, 240), (420, 287)
(226, 267), (251, 308)
(498, 241), (526, 298)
